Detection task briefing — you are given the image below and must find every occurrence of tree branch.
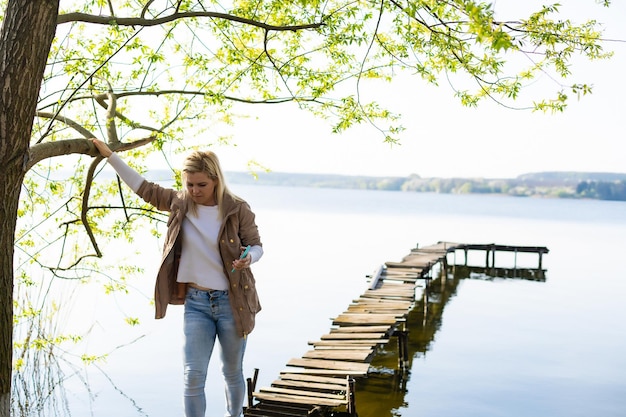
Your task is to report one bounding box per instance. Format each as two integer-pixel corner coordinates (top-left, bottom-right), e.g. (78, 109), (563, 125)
(103, 81), (119, 144)
(93, 94), (163, 133)
(36, 111), (96, 138)
(57, 11), (323, 32)
(26, 137), (156, 171)
(82, 157), (104, 258)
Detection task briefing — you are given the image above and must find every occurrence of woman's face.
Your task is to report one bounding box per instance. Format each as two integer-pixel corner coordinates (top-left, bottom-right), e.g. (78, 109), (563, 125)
(185, 171), (217, 206)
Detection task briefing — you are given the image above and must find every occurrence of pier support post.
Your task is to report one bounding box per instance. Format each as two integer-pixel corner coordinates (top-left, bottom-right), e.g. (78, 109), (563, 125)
(395, 323), (409, 374)
(245, 368), (259, 410)
(347, 376), (357, 417)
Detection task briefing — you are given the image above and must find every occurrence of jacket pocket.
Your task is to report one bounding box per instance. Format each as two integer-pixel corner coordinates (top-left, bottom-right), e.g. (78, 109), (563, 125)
(240, 271), (261, 313)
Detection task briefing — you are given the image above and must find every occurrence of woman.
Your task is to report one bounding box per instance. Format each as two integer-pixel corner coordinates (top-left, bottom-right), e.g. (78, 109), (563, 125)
(91, 138), (263, 417)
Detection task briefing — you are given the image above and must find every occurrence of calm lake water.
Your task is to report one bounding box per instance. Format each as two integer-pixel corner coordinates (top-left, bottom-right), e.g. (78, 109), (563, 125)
(56, 184), (626, 417)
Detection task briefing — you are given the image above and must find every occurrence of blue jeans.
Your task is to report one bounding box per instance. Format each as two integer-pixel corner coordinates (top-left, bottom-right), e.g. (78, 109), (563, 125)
(183, 288), (247, 417)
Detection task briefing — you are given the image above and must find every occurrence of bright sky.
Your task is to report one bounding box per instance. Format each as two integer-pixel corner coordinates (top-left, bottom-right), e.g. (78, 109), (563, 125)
(212, 1), (626, 179)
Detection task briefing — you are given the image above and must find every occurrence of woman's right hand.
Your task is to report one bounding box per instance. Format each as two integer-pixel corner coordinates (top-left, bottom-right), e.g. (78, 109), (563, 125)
(91, 138), (113, 157)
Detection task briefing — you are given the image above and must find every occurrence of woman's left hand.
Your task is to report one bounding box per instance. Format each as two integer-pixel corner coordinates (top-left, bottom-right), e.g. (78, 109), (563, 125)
(231, 247), (251, 271)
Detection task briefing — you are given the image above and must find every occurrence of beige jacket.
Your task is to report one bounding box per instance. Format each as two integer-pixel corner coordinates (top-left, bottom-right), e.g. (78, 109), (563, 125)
(135, 180), (263, 337)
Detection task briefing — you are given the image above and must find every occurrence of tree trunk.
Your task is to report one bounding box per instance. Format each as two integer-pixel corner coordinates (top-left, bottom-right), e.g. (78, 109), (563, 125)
(0, 1), (59, 416)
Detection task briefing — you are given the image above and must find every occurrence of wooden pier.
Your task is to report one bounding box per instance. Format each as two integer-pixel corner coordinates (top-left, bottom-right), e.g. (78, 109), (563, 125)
(244, 241), (548, 417)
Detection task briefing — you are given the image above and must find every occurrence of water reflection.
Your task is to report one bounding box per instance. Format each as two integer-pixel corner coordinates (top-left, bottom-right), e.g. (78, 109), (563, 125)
(353, 264), (547, 417)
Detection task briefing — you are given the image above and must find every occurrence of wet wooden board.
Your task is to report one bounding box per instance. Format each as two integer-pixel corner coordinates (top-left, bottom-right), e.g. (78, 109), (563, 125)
(352, 298), (413, 307)
(362, 290), (415, 300)
(279, 373), (350, 385)
(320, 332), (387, 340)
(260, 386), (346, 401)
(270, 378), (346, 392)
(383, 269), (421, 276)
(279, 368), (368, 378)
(381, 265), (427, 274)
(244, 402), (319, 417)
(252, 391), (346, 407)
(302, 349), (373, 362)
(377, 282), (416, 290)
(346, 304), (408, 313)
(287, 358), (370, 375)
(379, 275), (420, 283)
(366, 284), (416, 293)
(332, 313), (399, 326)
(311, 345), (373, 350)
(329, 325), (391, 333)
(309, 339), (389, 348)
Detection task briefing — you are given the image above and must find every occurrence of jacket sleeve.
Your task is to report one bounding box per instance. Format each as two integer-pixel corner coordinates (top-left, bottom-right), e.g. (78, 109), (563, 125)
(237, 202), (262, 249)
(136, 180), (180, 212)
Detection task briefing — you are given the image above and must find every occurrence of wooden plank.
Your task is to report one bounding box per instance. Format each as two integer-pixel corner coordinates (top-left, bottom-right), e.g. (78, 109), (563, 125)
(252, 392), (345, 407)
(345, 298), (413, 308)
(370, 288), (416, 296)
(352, 298), (413, 307)
(302, 349), (372, 362)
(309, 340), (387, 349)
(330, 325), (391, 333)
(377, 282), (417, 290)
(344, 309), (407, 317)
(365, 282), (415, 296)
(279, 373), (348, 385)
(287, 358), (370, 374)
(382, 267), (427, 276)
(383, 269), (420, 276)
(320, 332), (387, 340)
(311, 338), (389, 345)
(311, 345), (373, 350)
(383, 268), (423, 275)
(245, 402), (317, 417)
(347, 301), (411, 309)
(379, 275), (419, 283)
(279, 368), (368, 377)
(259, 386), (346, 401)
(347, 304), (409, 312)
(271, 379), (346, 392)
(332, 313), (399, 326)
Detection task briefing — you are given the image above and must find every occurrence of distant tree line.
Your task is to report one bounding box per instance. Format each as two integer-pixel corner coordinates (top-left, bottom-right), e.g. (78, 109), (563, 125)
(575, 180), (626, 201)
(220, 171), (626, 202)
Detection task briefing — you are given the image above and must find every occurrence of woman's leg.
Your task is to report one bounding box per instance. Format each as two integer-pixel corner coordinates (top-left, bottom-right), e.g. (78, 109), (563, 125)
(183, 289), (218, 417)
(215, 294), (247, 417)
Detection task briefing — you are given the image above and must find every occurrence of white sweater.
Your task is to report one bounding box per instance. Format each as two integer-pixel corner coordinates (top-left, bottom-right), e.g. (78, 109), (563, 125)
(106, 153), (262, 290)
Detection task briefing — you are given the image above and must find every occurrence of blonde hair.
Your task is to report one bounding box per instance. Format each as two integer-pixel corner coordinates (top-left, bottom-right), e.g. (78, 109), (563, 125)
(182, 150), (238, 218)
